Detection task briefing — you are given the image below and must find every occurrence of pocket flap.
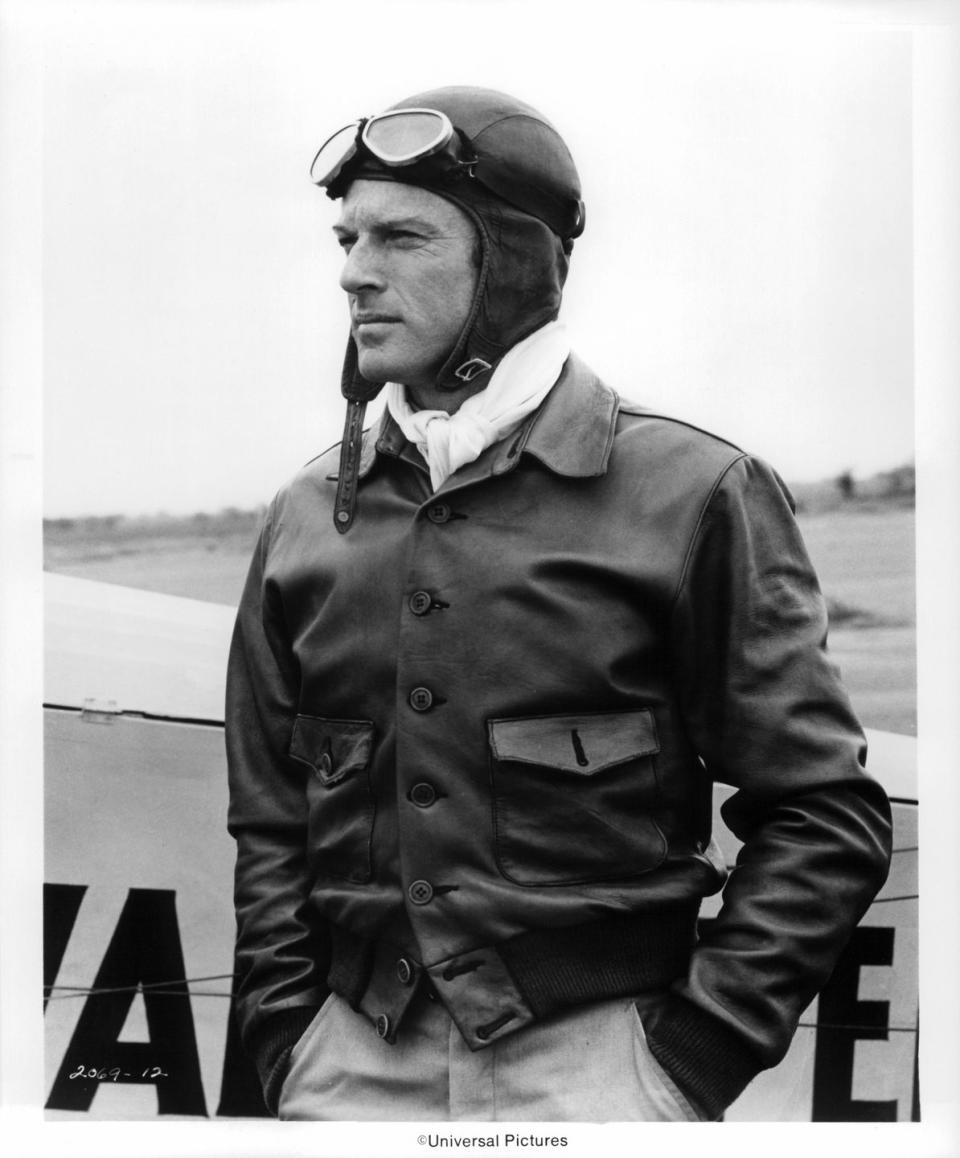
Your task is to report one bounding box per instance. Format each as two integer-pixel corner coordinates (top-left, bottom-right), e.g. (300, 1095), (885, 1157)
(289, 715), (375, 786)
(488, 710), (659, 776)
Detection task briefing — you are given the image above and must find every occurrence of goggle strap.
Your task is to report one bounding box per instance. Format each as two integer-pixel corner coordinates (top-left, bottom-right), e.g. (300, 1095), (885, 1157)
(474, 163), (584, 240)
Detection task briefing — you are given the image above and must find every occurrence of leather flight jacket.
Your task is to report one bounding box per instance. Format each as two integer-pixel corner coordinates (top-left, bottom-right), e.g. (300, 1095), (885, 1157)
(226, 354), (892, 1118)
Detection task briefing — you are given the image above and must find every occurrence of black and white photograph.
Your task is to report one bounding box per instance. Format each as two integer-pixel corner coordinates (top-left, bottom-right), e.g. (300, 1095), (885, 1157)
(1, 1), (958, 1156)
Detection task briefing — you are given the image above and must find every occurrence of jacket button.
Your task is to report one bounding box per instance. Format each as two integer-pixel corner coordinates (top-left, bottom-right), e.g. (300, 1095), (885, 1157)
(409, 781), (437, 808)
(396, 958), (414, 986)
(409, 687), (434, 712)
(317, 751), (333, 777)
(375, 1013), (391, 1038)
(408, 879), (434, 905)
(426, 503), (452, 524)
(409, 591), (433, 616)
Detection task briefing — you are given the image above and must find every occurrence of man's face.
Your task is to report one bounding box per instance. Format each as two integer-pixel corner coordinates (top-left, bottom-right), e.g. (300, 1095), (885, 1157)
(334, 180), (479, 391)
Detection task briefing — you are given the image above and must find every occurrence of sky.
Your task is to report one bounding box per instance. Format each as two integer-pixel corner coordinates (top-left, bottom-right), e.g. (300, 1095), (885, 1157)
(39, 1), (916, 516)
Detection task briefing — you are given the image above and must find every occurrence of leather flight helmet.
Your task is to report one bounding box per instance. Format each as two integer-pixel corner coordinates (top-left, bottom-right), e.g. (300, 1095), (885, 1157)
(320, 86), (585, 532)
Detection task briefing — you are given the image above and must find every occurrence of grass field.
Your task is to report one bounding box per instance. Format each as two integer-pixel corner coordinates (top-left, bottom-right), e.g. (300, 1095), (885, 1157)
(44, 511), (263, 607)
(44, 502), (916, 736)
(798, 507), (915, 735)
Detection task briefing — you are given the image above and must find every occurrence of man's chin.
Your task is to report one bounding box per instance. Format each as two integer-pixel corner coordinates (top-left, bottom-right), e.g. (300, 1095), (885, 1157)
(355, 349), (397, 385)
(356, 352), (432, 390)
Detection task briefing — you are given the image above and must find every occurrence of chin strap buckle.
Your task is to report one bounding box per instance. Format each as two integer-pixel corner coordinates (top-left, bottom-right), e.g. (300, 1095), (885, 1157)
(453, 357), (492, 383)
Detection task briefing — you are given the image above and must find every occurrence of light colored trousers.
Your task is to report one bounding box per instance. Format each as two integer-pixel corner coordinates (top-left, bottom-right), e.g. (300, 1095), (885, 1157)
(278, 988), (704, 1122)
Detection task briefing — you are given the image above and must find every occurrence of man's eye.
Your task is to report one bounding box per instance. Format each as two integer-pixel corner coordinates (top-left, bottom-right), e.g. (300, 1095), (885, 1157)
(336, 236), (356, 252)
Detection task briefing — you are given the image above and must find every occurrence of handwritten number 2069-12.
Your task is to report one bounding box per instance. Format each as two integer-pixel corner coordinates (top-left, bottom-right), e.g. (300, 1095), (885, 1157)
(68, 1065), (168, 1081)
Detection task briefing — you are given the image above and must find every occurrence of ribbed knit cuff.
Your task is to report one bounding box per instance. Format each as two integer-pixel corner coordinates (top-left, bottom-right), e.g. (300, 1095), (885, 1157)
(641, 993), (764, 1120)
(247, 1006), (321, 1116)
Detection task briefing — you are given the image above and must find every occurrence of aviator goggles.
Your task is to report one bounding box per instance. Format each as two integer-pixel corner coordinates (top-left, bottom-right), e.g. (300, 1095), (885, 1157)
(310, 108), (468, 188)
(309, 107), (584, 241)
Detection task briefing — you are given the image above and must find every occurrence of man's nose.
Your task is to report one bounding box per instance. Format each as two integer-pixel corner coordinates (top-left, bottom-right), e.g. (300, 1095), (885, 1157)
(339, 238), (385, 295)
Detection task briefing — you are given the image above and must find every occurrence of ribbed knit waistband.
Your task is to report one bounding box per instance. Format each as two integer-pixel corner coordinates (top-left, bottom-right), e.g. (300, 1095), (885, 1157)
(326, 902), (701, 1033)
(499, 903), (701, 1017)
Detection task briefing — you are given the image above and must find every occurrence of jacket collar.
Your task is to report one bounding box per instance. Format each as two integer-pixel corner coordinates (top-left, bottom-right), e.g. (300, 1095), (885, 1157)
(365, 352), (619, 485)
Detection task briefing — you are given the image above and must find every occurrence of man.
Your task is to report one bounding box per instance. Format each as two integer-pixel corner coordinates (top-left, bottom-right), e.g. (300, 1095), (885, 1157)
(226, 86), (892, 1122)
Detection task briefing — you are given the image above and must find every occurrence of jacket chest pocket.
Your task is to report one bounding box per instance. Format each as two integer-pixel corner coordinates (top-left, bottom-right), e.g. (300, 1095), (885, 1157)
(488, 709), (667, 886)
(289, 715), (376, 883)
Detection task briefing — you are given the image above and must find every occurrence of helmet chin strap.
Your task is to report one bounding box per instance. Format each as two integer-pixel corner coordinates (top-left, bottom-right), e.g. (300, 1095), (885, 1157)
(334, 279), (504, 527)
(333, 397), (369, 533)
(333, 347), (497, 531)
(335, 338), (384, 534)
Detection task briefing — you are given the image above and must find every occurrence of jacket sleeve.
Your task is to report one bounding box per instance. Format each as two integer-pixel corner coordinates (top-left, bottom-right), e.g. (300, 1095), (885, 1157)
(225, 500), (329, 1113)
(643, 454), (893, 1119)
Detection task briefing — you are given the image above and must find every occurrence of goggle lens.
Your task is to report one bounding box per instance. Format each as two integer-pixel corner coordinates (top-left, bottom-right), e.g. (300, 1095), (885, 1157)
(361, 109), (454, 166)
(309, 121), (362, 186)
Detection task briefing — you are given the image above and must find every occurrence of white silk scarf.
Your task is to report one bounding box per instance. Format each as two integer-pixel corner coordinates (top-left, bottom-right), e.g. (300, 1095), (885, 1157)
(385, 320), (570, 491)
